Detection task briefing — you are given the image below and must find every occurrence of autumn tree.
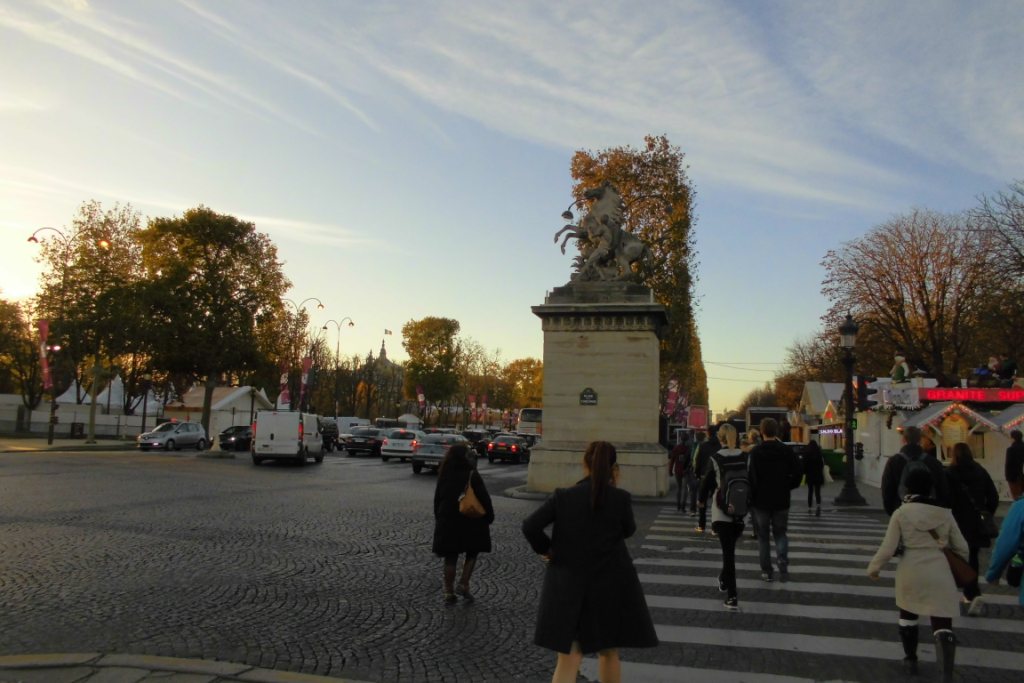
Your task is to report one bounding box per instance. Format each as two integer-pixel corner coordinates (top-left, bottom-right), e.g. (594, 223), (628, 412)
(973, 180), (1024, 280)
(570, 134), (707, 404)
(821, 209), (997, 386)
(138, 206), (290, 434)
(402, 317), (462, 412)
(735, 383), (778, 415)
(501, 357), (544, 408)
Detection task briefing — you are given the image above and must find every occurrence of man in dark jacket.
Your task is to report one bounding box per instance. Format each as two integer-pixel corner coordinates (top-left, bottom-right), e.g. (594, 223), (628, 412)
(1006, 430), (1024, 500)
(693, 428), (720, 533)
(747, 418), (802, 582)
(881, 425), (951, 515)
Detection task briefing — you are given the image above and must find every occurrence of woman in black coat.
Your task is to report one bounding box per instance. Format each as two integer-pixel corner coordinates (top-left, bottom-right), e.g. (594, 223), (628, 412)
(803, 440), (826, 517)
(432, 444), (494, 604)
(945, 442), (999, 615)
(522, 441), (657, 683)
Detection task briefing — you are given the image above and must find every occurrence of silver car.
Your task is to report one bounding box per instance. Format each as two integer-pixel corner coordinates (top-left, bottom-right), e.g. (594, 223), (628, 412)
(138, 421), (208, 451)
(411, 433), (470, 474)
(380, 428), (425, 463)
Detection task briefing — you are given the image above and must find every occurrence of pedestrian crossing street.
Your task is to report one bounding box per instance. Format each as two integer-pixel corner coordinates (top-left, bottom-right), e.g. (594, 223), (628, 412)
(580, 506), (1024, 683)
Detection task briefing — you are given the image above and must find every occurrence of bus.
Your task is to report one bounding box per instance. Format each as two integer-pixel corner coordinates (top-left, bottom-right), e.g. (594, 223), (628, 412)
(516, 408), (543, 441)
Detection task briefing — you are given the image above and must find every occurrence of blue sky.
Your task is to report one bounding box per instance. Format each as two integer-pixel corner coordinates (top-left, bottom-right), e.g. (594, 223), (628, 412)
(2, 0), (1022, 415)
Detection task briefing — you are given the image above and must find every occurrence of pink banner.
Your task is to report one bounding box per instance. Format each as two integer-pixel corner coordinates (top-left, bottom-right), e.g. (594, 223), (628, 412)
(38, 320), (52, 391)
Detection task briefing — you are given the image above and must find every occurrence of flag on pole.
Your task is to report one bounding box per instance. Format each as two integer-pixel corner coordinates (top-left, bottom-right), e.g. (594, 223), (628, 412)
(384, 329), (393, 335)
(416, 384), (426, 411)
(298, 356), (312, 409)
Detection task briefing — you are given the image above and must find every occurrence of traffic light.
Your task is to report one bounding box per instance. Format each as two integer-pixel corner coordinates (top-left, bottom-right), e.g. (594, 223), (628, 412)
(856, 376), (878, 411)
(854, 442), (865, 461)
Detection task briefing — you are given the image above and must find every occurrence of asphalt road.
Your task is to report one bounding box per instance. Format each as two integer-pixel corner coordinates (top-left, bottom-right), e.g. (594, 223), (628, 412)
(1, 449), (1022, 683)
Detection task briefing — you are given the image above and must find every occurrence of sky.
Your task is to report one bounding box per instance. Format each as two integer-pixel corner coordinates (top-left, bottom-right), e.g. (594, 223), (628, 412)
(2, 0), (1022, 416)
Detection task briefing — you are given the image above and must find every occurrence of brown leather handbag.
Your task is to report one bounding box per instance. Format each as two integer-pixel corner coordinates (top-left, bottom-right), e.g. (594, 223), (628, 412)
(928, 529), (977, 588)
(458, 473), (486, 518)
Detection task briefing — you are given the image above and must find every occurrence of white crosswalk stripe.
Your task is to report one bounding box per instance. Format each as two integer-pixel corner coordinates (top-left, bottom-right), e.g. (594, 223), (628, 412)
(594, 506), (1024, 682)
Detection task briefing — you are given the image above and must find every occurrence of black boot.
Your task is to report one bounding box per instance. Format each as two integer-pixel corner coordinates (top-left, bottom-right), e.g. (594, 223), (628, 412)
(898, 624), (918, 674)
(934, 629), (956, 683)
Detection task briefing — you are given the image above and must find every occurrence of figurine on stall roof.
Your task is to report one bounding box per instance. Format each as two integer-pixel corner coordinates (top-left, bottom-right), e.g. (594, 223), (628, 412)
(891, 352), (910, 383)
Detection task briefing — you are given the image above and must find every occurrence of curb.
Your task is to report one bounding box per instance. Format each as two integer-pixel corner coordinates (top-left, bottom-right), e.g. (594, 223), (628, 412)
(0, 653), (376, 683)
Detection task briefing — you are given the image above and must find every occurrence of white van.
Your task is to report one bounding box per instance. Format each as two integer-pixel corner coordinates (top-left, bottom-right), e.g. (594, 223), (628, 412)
(252, 410), (324, 466)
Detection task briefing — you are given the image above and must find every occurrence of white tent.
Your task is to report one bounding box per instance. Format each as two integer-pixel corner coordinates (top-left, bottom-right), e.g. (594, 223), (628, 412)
(56, 380), (88, 405)
(96, 374), (125, 413)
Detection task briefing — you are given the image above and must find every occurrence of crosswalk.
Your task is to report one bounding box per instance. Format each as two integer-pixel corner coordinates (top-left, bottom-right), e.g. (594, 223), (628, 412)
(579, 506), (1024, 683)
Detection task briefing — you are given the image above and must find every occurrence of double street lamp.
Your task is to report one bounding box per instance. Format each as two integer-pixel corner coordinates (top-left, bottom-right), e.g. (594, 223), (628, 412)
(27, 226), (110, 444)
(283, 297), (324, 412)
(322, 317), (354, 417)
(835, 313), (867, 506)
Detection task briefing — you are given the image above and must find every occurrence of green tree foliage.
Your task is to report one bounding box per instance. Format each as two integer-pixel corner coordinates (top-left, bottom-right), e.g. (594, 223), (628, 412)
(0, 298), (42, 408)
(570, 134), (707, 404)
(32, 201), (144, 405)
(401, 317), (461, 408)
(138, 206), (290, 432)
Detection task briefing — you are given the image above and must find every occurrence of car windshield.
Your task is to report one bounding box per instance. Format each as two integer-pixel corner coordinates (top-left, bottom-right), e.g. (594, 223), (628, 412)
(494, 436), (518, 444)
(389, 430), (414, 439)
(223, 426), (247, 434)
(352, 427), (380, 436)
(153, 422), (178, 433)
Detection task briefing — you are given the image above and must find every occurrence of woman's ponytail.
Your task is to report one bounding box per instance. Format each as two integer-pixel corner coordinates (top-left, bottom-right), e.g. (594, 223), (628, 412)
(584, 441), (618, 509)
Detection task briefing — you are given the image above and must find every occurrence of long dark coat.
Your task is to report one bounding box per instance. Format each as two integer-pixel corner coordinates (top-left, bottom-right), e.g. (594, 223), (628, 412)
(946, 460), (999, 549)
(521, 480), (658, 654)
(432, 466), (494, 556)
(802, 443), (826, 487)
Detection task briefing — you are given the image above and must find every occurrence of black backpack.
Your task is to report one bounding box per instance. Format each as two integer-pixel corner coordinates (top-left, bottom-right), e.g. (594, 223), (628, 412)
(713, 451), (750, 518)
(897, 451), (935, 500)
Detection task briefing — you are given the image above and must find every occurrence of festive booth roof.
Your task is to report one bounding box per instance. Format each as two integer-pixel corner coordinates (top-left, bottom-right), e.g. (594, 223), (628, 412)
(990, 404), (1024, 434)
(900, 402), (999, 432)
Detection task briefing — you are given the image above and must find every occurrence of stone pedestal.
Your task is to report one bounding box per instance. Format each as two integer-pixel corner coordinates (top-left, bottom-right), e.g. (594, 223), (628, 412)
(526, 282), (669, 497)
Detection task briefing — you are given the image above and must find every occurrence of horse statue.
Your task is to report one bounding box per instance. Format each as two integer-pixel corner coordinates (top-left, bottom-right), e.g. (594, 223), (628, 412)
(553, 181), (652, 281)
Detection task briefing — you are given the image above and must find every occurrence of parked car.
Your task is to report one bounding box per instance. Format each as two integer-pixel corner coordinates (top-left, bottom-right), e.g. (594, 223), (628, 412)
(487, 434), (531, 463)
(251, 411), (323, 466)
(138, 421), (207, 451)
(319, 418), (340, 452)
(218, 424), (253, 451)
(411, 433), (470, 474)
(380, 428), (426, 463)
(345, 426), (386, 457)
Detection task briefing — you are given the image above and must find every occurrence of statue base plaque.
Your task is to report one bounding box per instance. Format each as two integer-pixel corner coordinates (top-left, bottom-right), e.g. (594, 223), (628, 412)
(526, 282), (669, 497)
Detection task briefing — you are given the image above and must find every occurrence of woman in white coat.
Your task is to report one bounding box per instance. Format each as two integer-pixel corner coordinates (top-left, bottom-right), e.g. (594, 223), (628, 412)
(867, 467), (969, 682)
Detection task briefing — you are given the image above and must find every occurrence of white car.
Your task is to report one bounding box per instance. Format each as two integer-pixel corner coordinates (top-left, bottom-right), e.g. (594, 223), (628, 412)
(380, 428), (425, 463)
(138, 421), (207, 451)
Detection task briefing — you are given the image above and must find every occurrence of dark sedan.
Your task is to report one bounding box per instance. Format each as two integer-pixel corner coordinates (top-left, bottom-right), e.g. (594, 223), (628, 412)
(218, 425), (253, 451)
(486, 434), (531, 464)
(345, 426), (386, 457)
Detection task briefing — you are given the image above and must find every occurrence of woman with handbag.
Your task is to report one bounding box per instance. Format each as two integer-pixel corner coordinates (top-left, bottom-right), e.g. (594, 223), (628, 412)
(522, 441), (657, 683)
(867, 467), (970, 682)
(945, 442), (999, 616)
(432, 444), (494, 605)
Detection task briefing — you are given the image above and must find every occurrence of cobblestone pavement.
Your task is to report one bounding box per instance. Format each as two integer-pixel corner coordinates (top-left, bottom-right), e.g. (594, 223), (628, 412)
(1, 449), (1021, 682)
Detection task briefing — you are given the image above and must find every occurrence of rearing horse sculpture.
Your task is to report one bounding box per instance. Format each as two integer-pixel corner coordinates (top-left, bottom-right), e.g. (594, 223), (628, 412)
(553, 181), (651, 281)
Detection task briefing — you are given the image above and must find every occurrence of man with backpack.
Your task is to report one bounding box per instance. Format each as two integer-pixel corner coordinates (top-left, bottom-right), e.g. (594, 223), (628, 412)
(700, 423), (749, 610)
(881, 426), (951, 516)
(747, 418), (803, 582)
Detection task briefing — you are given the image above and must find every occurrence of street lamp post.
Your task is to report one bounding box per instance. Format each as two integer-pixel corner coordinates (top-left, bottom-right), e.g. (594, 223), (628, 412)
(283, 297), (324, 412)
(322, 317), (354, 417)
(140, 371), (152, 435)
(28, 227), (110, 444)
(835, 313), (867, 506)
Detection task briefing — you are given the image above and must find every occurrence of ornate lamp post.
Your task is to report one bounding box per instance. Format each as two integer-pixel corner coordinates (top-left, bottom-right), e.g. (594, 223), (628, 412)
(322, 317), (354, 417)
(28, 227), (110, 444)
(283, 297), (324, 412)
(835, 313), (867, 506)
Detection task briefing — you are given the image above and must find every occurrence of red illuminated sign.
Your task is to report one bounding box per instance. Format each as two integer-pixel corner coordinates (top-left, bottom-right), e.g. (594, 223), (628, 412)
(921, 388), (1024, 403)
